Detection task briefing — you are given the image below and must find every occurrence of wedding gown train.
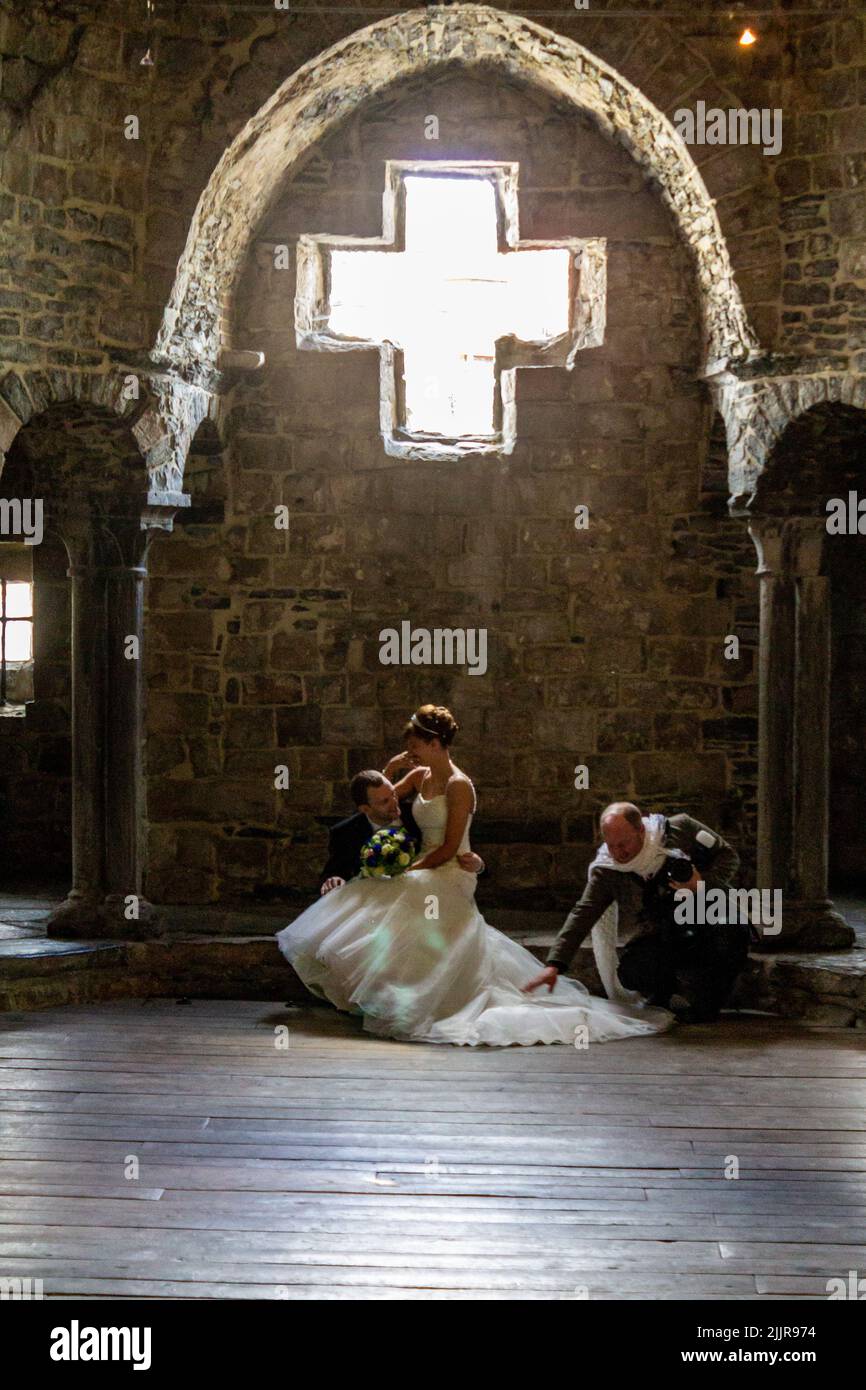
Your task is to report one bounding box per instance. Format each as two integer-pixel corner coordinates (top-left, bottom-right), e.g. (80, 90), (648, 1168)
(276, 790), (674, 1046)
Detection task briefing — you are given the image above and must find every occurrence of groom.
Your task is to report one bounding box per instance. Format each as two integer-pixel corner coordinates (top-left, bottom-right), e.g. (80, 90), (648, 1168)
(319, 768), (483, 894)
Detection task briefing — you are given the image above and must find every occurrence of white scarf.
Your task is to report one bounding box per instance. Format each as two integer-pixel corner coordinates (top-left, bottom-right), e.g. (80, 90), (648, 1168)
(585, 813), (667, 1003)
(590, 812), (668, 881)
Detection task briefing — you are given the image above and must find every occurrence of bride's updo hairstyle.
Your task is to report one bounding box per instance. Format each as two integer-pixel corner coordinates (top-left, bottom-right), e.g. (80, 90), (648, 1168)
(403, 704), (459, 748)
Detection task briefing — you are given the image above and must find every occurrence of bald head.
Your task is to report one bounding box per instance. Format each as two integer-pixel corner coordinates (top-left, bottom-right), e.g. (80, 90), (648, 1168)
(600, 801), (645, 863)
(601, 802), (643, 830)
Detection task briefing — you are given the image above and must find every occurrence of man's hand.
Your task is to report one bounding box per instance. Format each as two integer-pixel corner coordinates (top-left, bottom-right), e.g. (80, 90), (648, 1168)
(668, 868), (703, 894)
(320, 876), (346, 896)
(457, 851), (484, 874)
(522, 965), (559, 994)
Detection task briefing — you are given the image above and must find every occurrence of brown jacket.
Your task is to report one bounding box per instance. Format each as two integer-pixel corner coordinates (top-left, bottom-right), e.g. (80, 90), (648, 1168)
(546, 813), (740, 973)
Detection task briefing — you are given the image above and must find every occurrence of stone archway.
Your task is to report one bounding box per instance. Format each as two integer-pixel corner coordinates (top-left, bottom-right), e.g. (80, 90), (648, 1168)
(718, 368), (866, 512)
(0, 366), (209, 508)
(154, 2), (758, 405)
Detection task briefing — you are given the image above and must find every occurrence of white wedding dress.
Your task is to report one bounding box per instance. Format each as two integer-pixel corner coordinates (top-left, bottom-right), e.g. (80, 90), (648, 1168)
(276, 789), (674, 1046)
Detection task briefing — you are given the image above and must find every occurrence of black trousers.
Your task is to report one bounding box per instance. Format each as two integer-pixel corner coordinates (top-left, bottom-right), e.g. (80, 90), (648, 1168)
(618, 923), (750, 1018)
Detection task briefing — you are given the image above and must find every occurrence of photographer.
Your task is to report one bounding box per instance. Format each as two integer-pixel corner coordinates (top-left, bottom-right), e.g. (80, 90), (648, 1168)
(524, 802), (749, 1023)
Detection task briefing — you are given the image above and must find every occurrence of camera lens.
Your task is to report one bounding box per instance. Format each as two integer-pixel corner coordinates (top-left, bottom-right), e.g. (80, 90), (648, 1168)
(666, 857), (694, 883)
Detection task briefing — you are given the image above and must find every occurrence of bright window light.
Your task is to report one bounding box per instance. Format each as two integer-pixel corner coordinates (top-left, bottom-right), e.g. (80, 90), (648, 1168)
(3, 582), (33, 661)
(328, 176), (569, 438)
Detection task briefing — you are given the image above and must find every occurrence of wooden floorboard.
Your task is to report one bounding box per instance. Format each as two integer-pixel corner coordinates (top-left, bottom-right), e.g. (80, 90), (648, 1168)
(0, 1000), (863, 1299)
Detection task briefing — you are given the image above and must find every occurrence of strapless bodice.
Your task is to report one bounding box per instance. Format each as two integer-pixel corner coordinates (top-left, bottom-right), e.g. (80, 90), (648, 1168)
(413, 791), (473, 856)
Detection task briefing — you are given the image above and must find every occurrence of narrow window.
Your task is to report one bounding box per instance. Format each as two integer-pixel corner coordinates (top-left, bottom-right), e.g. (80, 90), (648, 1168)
(0, 546), (34, 714)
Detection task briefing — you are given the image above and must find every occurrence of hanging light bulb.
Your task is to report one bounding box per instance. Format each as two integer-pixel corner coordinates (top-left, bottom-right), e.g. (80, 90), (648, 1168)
(140, 0), (155, 67)
(739, 27), (757, 46)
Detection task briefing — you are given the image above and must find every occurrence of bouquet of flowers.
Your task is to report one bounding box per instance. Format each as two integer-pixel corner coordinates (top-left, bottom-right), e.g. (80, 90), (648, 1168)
(359, 825), (418, 879)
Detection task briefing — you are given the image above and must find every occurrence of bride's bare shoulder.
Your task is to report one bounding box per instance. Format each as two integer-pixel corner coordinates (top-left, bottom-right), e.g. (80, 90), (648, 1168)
(447, 770), (476, 805)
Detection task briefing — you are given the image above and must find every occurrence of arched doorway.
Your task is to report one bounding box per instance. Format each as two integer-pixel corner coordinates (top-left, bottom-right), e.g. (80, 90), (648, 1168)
(0, 441), (70, 889)
(747, 402), (865, 947)
(0, 401), (166, 934)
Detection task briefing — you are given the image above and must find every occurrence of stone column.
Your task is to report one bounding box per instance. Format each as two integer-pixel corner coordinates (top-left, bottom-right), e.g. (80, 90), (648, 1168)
(100, 522), (162, 939)
(48, 513), (167, 939)
(48, 523), (106, 935)
(44, 456), (191, 937)
(748, 519), (795, 898)
(748, 516), (853, 950)
(790, 523), (833, 907)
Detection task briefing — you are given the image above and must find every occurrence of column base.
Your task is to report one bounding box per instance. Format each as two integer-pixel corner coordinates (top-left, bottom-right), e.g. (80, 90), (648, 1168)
(47, 891), (104, 938)
(753, 898), (855, 952)
(100, 894), (165, 940)
(47, 893), (165, 940)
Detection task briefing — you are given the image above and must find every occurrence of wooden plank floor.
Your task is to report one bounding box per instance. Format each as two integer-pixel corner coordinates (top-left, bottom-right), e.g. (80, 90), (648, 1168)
(0, 998), (864, 1300)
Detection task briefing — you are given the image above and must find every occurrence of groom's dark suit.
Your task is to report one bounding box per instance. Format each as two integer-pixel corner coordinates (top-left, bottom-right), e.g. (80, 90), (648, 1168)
(319, 797), (422, 889)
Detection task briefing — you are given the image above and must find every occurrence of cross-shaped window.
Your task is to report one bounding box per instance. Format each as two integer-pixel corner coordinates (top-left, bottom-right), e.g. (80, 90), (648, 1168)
(296, 162), (606, 459)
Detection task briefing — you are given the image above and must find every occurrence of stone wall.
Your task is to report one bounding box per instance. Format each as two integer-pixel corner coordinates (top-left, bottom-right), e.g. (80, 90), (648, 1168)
(0, 4), (863, 378)
(0, 3), (863, 913)
(775, 11), (866, 362)
(144, 69), (759, 910)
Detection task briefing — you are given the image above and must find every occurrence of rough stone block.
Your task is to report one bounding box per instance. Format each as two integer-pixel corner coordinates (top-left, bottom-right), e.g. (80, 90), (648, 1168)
(275, 704), (323, 746)
(221, 707), (274, 749)
(321, 707), (382, 745)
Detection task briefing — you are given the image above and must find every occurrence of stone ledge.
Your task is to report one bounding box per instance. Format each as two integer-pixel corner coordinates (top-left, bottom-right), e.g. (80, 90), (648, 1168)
(0, 936), (303, 1012)
(733, 948), (866, 1027)
(0, 939), (123, 979)
(528, 933), (866, 1028)
(43, 902), (565, 940)
(0, 930), (864, 1023)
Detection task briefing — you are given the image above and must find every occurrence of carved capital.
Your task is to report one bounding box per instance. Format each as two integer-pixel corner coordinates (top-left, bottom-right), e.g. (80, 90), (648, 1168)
(747, 514), (827, 579)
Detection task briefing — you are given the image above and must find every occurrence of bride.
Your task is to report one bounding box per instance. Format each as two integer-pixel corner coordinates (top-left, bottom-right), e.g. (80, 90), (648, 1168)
(276, 704), (674, 1046)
